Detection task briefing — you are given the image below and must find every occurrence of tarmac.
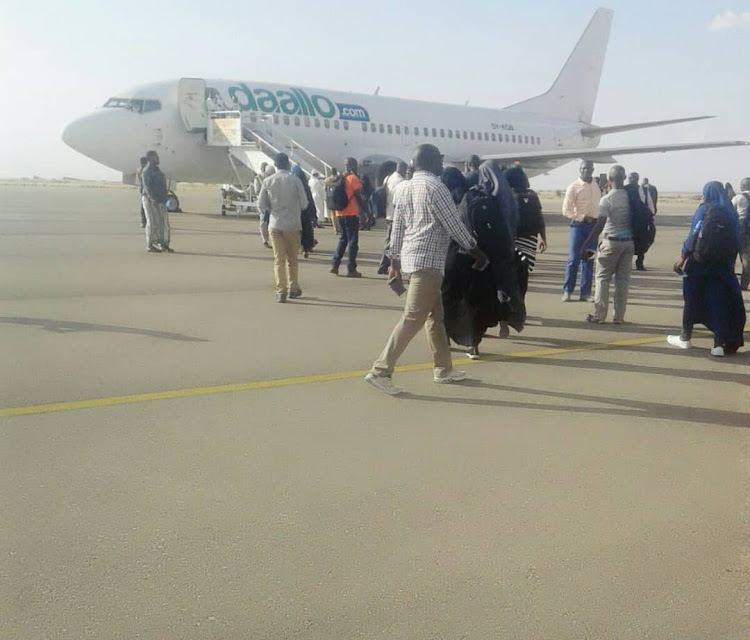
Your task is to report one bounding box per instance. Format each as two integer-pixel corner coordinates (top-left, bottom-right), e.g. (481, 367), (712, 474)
(1, 183), (748, 640)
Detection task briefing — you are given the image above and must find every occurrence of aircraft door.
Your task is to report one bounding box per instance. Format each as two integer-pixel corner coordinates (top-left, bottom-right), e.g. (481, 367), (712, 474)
(178, 78), (207, 132)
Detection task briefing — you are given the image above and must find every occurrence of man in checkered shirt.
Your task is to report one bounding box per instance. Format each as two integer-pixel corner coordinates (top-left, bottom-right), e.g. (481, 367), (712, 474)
(365, 144), (488, 396)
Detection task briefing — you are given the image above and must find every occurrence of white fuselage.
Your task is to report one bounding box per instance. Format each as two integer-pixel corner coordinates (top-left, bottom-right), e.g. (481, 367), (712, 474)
(63, 79), (598, 183)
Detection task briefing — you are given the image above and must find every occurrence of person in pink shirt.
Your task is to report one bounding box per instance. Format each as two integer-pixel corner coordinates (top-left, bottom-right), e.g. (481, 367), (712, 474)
(561, 160), (601, 302)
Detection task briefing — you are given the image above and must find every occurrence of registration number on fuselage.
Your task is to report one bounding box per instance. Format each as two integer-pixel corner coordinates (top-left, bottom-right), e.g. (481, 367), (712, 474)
(490, 123), (515, 131)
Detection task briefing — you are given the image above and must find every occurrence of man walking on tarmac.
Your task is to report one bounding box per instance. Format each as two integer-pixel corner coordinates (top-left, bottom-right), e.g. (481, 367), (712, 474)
(330, 157), (363, 278)
(257, 152), (309, 303)
(141, 150), (173, 253)
(365, 144), (488, 396)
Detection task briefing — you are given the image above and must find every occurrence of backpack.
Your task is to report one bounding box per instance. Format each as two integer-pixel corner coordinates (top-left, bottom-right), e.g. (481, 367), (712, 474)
(625, 184), (656, 254)
(326, 174), (349, 211)
(515, 189), (544, 237)
(690, 205), (739, 266)
(370, 186), (387, 218)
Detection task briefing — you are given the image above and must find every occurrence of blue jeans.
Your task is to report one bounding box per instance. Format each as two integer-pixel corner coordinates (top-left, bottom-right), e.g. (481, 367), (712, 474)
(332, 215), (359, 272)
(563, 221), (595, 297)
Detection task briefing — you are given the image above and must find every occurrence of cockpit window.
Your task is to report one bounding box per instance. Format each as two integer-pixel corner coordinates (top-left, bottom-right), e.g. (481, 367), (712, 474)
(103, 98), (161, 113)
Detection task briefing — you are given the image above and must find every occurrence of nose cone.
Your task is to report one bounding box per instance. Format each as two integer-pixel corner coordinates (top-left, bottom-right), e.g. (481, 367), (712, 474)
(62, 110), (143, 173)
(62, 116), (91, 155)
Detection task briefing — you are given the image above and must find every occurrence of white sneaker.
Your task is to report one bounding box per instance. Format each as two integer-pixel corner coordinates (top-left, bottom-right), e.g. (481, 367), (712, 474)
(667, 335), (691, 349)
(562, 292), (571, 302)
(710, 346), (725, 357)
(364, 372), (402, 395)
(434, 369), (467, 384)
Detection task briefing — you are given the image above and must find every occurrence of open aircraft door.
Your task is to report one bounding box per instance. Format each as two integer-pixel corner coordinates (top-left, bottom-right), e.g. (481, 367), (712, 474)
(178, 78), (207, 132)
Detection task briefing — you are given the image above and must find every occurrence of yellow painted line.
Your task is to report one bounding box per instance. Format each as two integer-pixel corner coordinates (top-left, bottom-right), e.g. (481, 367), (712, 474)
(0, 333), (677, 419)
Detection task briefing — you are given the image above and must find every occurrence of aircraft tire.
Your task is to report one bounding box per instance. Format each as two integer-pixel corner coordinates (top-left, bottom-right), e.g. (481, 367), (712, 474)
(166, 191), (181, 213)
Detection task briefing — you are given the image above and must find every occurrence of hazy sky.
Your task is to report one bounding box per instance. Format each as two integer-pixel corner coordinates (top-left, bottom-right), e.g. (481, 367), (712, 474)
(1, 0), (748, 191)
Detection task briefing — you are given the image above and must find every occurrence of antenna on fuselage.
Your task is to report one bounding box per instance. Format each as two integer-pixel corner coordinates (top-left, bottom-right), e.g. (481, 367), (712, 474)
(374, 86), (380, 96)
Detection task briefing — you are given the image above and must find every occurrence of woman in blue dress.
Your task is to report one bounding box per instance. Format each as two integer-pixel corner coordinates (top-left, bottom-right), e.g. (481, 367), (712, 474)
(667, 181), (745, 356)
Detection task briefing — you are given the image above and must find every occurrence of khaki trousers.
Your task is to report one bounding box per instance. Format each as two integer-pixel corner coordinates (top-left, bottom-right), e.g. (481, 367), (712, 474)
(371, 268), (452, 378)
(593, 237), (634, 322)
(270, 228), (300, 294)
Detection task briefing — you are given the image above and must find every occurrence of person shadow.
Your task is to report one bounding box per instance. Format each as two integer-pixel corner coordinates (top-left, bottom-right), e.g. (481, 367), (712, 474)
(397, 379), (748, 429)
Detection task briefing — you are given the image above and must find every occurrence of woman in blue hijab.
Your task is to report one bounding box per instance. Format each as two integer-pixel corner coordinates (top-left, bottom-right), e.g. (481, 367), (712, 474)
(667, 181), (745, 356)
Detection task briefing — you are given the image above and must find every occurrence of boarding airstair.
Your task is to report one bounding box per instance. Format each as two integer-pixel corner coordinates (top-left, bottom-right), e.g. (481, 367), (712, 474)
(208, 112), (333, 216)
(177, 78), (332, 216)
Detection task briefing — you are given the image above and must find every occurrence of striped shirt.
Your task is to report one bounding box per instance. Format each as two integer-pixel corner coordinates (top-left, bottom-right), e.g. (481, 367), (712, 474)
(390, 171), (477, 275)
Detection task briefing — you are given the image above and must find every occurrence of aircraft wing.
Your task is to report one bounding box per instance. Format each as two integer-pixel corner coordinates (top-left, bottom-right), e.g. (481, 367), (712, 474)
(479, 140), (749, 166)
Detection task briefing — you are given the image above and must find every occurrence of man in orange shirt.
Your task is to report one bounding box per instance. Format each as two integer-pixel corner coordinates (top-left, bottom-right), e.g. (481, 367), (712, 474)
(330, 157), (363, 277)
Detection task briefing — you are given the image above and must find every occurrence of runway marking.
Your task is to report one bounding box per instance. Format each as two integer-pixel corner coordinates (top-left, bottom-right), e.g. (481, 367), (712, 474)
(0, 334), (675, 418)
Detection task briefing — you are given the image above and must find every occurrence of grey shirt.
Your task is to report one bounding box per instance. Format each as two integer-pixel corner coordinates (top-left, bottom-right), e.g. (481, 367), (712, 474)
(598, 188), (632, 238)
(732, 192), (749, 225)
(257, 170), (309, 232)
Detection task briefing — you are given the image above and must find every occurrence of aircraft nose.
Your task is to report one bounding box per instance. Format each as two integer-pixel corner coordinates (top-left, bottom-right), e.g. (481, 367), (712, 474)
(62, 115), (95, 155)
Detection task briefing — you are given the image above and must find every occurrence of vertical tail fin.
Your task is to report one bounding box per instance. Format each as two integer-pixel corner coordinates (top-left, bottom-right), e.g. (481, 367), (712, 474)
(504, 8), (613, 123)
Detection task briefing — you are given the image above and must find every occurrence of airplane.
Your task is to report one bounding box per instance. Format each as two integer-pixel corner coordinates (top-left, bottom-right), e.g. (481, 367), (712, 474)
(62, 7), (747, 212)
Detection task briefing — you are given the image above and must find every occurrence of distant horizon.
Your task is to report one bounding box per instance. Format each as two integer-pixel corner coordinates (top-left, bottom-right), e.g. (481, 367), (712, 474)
(0, 175), (711, 196)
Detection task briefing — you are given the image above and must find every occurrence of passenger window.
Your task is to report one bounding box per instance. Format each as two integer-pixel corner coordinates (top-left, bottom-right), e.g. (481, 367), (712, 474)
(491, 133), (496, 142)
(395, 125), (401, 134)
(334, 120), (340, 130)
(431, 128), (437, 137)
(512, 134), (516, 142)
(455, 130), (460, 139)
(448, 130), (453, 139)
(524, 135), (529, 144)
(387, 124), (393, 134)
(379, 124), (385, 133)
(505, 134), (509, 142)
(463, 131), (467, 140)
(314, 118), (320, 128)
(440, 129), (445, 138)
(304, 117), (310, 127)
(370, 123), (376, 132)
(404, 126), (410, 135)
(477, 132), (482, 141)
(343, 121), (349, 130)
(294, 116), (300, 126)
(470, 132), (475, 140)
(362, 123), (368, 132)
(283, 115), (290, 125)
(324, 119), (330, 129)
(273, 114), (280, 124)
(537, 136), (541, 144)
(423, 127), (429, 136)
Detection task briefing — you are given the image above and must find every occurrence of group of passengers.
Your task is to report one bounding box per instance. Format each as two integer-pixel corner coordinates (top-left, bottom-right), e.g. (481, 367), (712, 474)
(136, 145), (747, 388)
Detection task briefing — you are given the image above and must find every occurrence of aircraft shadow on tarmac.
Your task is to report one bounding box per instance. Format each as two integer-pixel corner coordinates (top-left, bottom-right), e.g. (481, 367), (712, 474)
(400, 381), (748, 429)
(0, 316), (208, 342)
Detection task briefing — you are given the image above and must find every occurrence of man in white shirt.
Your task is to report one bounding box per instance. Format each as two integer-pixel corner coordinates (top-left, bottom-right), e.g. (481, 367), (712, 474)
(732, 177), (750, 290)
(309, 171), (328, 225)
(377, 161), (409, 274)
(257, 153), (309, 303)
(562, 160), (601, 301)
(628, 172), (657, 270)
(365, 145), (488, 396)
